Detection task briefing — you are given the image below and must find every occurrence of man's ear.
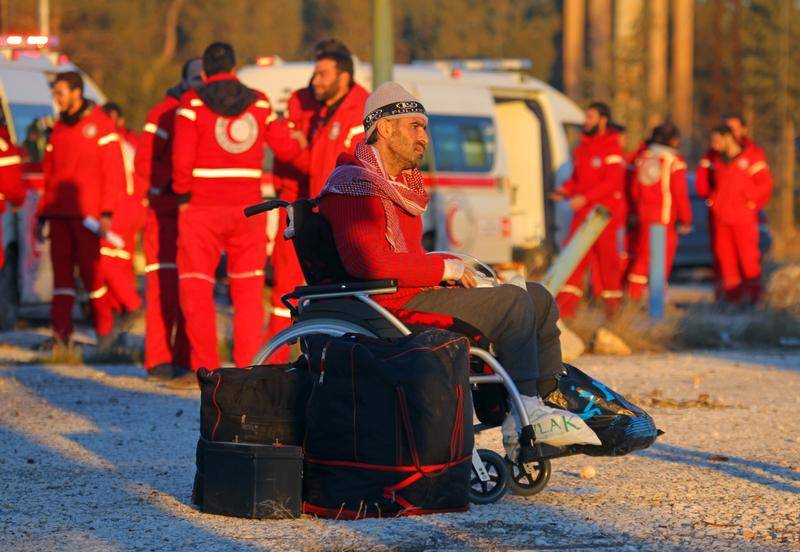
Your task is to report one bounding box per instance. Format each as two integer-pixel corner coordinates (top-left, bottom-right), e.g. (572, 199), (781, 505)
(376, 119), (393, 140)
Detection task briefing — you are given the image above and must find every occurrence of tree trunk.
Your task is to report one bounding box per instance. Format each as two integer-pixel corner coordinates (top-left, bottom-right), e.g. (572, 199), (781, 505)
(647, 0), (668, 129)
(671, 0), (694, 155)
(140, 0), (186, 96)
(563, 0), (585, 101)
(588, 0), (612, 100)
(614, 0), (645, 147)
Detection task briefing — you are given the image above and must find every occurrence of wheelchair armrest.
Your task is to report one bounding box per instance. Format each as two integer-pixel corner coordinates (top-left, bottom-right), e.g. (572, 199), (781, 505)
(292, 279), (398, 296)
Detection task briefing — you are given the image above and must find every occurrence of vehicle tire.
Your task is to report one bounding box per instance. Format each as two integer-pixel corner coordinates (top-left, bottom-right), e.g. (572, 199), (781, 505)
(468, 449), (508, 505)
(506, 456), (551, 496)
(0, 243), (19, 331)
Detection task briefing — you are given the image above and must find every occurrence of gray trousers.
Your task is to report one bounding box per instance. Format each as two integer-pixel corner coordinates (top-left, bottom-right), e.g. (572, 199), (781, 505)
(402, 282), (562, 396)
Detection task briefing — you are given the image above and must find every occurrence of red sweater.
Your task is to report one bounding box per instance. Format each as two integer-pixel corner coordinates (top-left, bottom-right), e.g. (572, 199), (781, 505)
(318, 156), (448, 309)
(41, 104), (125, 218)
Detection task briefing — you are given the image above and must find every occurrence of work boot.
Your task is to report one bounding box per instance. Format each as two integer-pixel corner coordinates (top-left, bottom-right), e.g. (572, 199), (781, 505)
(35, 336), (69, 352)
(165, 370), (199, 390)
(96, 333), (114, 353)
(146, 364), (181, 381)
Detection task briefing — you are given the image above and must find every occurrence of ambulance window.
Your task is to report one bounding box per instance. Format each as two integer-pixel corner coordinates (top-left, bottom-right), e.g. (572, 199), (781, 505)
(9, 103), (54, 162)
(428, 115), (495, 173)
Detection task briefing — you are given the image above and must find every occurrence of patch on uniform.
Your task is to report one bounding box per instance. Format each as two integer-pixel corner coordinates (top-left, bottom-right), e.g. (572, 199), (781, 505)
(591, 156), (602, 168)
(637, 158), (661, 186)
(737, 158), (749, 170)
(215, 113), (258, 154)
(329, 121), (341, 140)
(82, 123), (97, 139)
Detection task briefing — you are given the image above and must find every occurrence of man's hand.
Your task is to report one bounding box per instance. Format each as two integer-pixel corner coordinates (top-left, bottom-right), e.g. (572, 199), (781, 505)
(290, 130), (308, 150)
(99, 214), (113, 236)
(568, 194), (587, 211)
(677, 223), (693, 235)
(442, 259), (478, 288)
(549, 187), (567, 201)
(457, 268), (478, 288)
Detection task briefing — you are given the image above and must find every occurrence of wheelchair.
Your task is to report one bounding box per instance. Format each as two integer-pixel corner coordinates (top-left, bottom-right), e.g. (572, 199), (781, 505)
(245, 198), (574, 505)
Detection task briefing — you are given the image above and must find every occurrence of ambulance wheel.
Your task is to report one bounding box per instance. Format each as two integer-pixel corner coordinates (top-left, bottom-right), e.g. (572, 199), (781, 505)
(468, 449), (508, 505)
(506, 457), (551, 496)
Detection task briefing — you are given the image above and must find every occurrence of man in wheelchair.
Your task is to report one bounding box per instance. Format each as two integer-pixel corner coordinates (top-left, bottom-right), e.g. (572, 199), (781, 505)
(314, 82), (601, 449)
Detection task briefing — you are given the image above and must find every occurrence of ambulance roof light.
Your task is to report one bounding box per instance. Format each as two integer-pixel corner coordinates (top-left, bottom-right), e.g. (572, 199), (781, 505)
(0, 34), (59, 49)
(256, 55), (284, 67)
(413, 58), (532, 73)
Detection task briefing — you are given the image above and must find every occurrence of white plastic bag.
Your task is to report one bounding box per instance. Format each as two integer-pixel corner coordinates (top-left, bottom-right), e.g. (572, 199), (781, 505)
(502, 395), (601, 461)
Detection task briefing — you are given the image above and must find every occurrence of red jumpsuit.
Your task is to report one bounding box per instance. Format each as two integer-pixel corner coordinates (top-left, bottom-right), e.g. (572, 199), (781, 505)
(40, 103), (125, 342)
(0, 126), (26, 269)
(626, 144), (692, 299)
(101, 130), (146, 313)
(136, 92), (190, 370)
(556, 130), (626, 319)
(697, 144), (772, 302)
(265, 87), (318, 355)
(173, 73), (301, 370)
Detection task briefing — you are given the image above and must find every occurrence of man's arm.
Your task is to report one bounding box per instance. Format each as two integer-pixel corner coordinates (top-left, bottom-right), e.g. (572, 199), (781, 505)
(171, 95), (198, 196)
(747, 152), (773, 210)
(671, 159), (693, 226)
(135, 104), (172, 190)
(97, 122), (124, 217)
(321, 194), (446, 286)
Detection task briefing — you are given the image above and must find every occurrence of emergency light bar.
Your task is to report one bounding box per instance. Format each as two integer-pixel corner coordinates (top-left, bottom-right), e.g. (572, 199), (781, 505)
(256, 55), (284, 67)
(414, 59), (533, 72)
(0, 35), (59, 48)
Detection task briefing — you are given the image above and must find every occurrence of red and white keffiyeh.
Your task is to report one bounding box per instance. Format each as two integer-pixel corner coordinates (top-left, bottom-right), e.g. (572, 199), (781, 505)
(319, 141), (428, 252)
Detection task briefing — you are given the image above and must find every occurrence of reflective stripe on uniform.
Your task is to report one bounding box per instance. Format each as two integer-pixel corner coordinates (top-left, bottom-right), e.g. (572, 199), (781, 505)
(672, 161), (687, 173)
(0, 137), (8, 151)
(600, 290), (623, 299)
(97, 132), (120, 146)
(190, 98), (204, 107)
(627, 273), (649, 285)
(0, 155), (21, 167)
(88, 286), (108, 299)
(343, 124), (365, 148)
(179, 272), (215, 284)
(748, 161), (767, 176)
(53, 287), (77, 296)
(271, 306), (292, 319)
(228, 269), (265, 279)
(143, 122), (169, 139)
(144, 262), (177, 273)
(100, 246), (132, 260)
(177, 108), (196, 121)
(255, 99), (270, 109)
(266, 112), (277, 124)
(561, 284), (583, 297)
(699, 159), (711, 168)
(605, 154), (625, 165)
(46, 144), (53, 152)
(192, 168), (262, 179)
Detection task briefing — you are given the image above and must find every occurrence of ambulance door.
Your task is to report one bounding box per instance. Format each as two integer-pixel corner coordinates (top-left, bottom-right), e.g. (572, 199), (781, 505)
(495, 100), (545, 249)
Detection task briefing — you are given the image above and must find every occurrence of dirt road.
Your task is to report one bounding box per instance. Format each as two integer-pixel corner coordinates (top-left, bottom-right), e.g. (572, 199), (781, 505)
(1, 351), (798, 551)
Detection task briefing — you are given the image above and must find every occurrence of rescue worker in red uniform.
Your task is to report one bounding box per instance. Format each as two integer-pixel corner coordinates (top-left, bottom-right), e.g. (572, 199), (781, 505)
(0, 122), (26, 269)
(551, 102), (626, 319)
(698, 125), (773, 303)
(39, 72), (126, 349)
(136, 58), (203, 380)
(170, 43), (302, 387)
(99, 102), (146, 317)
(265, 41), (368, 355)
(626, 123), (693, 299)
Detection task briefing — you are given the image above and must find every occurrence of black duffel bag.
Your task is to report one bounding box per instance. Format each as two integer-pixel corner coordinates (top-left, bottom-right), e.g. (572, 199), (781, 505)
(193, 362), (312, 509)
(303, 329), (474, 519)
(544, 363), (660, 456)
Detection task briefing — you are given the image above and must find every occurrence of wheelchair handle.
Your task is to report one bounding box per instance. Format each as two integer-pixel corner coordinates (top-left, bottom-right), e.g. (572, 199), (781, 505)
(244, 199), (290, 218)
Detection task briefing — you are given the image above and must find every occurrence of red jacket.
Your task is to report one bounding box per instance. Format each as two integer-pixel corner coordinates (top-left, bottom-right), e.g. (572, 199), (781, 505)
(172, 73), (301, 207)
(135, 93), (182, 213)
(293, 84), (368, 198)
(561, 130), (626, 220)
(630, 144), (692, 226)
(40, 103), (125, 218)
(0, 126), (25, 214)
(272, 87), (318, 202)
(319, 152), (449, 309)
(702, 144), (773, 225)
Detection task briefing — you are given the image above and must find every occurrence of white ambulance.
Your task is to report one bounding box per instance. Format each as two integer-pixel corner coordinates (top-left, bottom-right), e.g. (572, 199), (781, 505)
(0, 36), (106, 328)
(238, 57), (584, 272)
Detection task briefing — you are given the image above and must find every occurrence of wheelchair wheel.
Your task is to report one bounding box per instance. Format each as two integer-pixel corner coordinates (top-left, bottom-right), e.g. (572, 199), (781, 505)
(251, 319), (376, 365)
(468, 449), (508, 505)
(505, 457), (551, 497)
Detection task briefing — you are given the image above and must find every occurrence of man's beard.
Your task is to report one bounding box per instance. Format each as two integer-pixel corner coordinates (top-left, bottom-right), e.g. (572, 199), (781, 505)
(314, 80), (341, 103)
(584, 124), (600, 136)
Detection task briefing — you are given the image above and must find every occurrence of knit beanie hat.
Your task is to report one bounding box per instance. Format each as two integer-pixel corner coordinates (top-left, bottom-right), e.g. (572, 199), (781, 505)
(363, 82), (427, 140)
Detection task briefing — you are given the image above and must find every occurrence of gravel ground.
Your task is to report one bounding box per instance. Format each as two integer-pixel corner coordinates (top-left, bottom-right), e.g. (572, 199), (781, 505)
(0, 348), (798, 551)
